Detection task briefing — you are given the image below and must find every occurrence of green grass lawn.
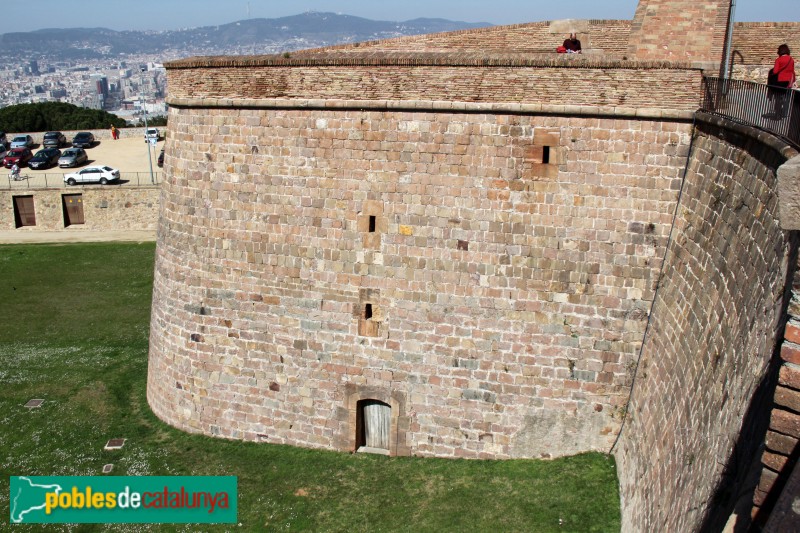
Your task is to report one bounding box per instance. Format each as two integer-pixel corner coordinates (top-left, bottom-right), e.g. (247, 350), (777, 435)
(0, 242), (621, 532)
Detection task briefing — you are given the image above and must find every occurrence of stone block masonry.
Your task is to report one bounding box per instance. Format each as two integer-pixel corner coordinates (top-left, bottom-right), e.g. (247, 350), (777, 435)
(0, 187), (160, 231)
(146, 3), (800, 529)
(146, 105), (692, 459)
(615, 115), (798, 532)
(628, 0), (731, 62)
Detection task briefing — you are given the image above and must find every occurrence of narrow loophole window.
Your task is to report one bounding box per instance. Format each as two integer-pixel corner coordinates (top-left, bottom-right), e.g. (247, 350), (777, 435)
(364, 303), (373, 320)
(542, 146), (551, 164)
(368, 215), (376, 233)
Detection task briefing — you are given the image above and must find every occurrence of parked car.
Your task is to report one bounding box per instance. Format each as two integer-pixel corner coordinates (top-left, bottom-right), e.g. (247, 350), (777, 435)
(0, 144), (6, 160)
(28, 148), (62, 170)
(145, 128), (159, 143)
(3, 147), (34, 168)
(157, 148), (164, 167)
(58, 148), (88, 168)
(71, 132), (95, 148)
(0, 132), (8, 148)
(42, 131), (67, 148)
(64, 165), (120, 186)
(10, 135), (34, 149)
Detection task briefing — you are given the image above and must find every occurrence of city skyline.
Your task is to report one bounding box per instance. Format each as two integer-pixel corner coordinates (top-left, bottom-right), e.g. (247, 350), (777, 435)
(3, 0), (798, 34)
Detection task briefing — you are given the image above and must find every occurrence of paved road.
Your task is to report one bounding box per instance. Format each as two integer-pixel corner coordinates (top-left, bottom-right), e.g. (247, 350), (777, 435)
(0, 229), (156, 244)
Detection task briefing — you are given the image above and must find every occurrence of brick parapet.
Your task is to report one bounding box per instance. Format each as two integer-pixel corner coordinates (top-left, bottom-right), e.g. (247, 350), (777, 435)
(731, 22), (800, 67)
(165, 59), (705, 111)
(295, 20), (632, 57)
(628, 0), (731, 62)
(289, 19), (797, 69)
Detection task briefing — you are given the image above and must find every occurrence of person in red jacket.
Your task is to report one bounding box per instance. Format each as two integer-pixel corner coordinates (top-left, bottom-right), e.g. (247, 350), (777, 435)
(769, 44), (795, 118)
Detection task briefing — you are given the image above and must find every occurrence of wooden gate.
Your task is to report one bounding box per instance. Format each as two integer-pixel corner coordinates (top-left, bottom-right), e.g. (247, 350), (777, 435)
(358, 400), (391, 453)
(62, 194), (84, 226)
(13, 196), (35, 227)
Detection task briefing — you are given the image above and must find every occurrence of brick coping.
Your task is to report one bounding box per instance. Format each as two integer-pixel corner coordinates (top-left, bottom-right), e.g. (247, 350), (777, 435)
(165, 53), (707, 70)
(166, 96), (697, 120)
(695, 111), (800, 160)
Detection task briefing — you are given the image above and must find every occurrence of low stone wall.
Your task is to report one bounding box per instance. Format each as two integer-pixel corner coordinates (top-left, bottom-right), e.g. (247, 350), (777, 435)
(6, 127), (152, 145)
(0, 187), (160, 231)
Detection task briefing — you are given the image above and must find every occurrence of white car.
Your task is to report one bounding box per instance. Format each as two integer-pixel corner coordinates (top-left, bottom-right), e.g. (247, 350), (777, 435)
(144, 128), (159, 143)
(64, 165), (120, 186)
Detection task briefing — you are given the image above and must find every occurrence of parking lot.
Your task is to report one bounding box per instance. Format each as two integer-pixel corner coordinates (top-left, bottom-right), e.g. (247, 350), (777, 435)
(4, 135), (164, 189)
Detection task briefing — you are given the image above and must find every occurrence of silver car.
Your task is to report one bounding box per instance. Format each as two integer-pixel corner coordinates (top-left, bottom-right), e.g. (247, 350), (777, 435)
(58, 148), (88, 168)
(10, 135), (34, 149)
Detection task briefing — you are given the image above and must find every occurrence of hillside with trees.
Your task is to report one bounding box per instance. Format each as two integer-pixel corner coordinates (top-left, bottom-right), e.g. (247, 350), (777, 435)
(0, 102), (127, 132)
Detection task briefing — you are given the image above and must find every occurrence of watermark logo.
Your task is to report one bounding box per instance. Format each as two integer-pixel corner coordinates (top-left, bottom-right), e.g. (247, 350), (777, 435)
(9, 476), (237, 524)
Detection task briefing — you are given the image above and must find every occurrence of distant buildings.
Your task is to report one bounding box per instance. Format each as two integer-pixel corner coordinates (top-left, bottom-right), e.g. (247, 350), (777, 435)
(0, 56), (169, 123)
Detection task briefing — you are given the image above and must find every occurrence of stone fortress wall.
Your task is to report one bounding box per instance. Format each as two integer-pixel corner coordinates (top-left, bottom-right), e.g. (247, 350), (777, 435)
(148, 105), (692, 458)
(147, 1), (800, 530)
(616, 116), (798, 531)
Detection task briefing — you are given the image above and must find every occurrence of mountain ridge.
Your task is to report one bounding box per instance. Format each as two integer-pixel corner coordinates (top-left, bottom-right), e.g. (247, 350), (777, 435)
(0, 12), (492, 60)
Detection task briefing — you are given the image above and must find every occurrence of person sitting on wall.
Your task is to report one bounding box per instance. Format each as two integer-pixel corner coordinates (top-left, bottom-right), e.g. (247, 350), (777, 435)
(10, 163), (20, 181)
(562, 33), (582, 54)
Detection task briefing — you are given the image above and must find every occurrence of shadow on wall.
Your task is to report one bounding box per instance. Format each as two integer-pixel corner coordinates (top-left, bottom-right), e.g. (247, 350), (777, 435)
(698, 240), (798, 532)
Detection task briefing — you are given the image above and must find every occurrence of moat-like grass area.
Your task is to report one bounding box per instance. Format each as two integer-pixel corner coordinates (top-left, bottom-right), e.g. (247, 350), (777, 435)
(0, 242), (621, 532)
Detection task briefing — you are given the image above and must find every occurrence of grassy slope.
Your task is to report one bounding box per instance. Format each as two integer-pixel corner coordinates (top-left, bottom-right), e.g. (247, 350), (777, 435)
(0, 243), (621, 532)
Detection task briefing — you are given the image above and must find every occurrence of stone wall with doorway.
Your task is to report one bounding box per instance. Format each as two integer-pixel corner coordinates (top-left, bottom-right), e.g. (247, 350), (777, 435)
(0, 187), (160, 231)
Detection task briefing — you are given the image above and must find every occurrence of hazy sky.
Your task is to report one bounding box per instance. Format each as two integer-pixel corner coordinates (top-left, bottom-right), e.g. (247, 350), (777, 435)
(5, 0), (798, 33)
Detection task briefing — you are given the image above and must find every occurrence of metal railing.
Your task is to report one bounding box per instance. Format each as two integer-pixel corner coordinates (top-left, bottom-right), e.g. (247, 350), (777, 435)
(701, 76), (800, 149)
(4, 171), (163, 190)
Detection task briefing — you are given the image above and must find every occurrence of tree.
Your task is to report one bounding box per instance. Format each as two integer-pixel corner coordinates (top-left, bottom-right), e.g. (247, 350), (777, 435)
(0, 102), (127, 132)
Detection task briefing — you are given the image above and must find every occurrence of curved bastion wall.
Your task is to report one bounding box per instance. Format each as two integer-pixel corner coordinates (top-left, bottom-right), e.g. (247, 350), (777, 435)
(146, 99), (693, 458)
(148, 55), (710, 458)
(147, 2), (800, 529)
(616, 117), (799, 532)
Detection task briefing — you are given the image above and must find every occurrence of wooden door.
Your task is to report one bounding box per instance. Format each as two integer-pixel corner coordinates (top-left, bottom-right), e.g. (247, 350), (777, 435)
(62, 194), (84, 226)
(13, 196), (35, 227)
(362, 400), (390, 451)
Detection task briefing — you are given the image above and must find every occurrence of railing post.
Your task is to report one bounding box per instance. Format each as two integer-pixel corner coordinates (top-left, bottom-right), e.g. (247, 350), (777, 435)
(789, 90), (799, 146)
